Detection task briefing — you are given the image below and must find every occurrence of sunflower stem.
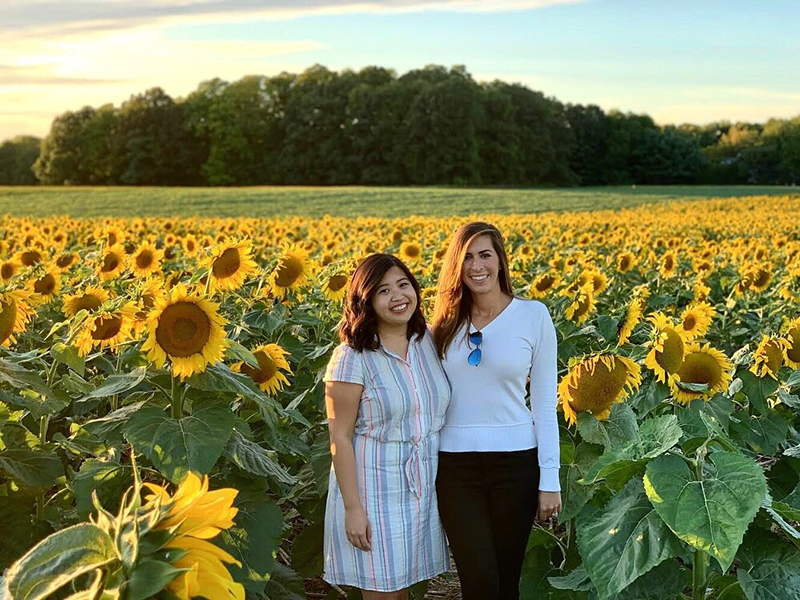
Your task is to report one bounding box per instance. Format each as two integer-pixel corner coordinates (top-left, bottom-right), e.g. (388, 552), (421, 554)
(170, 374), (182, 419)
(692, 452), (709, 600)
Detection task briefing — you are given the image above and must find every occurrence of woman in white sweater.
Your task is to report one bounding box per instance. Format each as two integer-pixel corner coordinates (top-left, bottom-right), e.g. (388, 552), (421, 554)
(431, 222), (562, 600)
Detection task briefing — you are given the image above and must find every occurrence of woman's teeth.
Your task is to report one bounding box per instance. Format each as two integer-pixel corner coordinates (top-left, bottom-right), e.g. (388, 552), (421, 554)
(471, 274), (489, 282)
(390, 303), (408, 313)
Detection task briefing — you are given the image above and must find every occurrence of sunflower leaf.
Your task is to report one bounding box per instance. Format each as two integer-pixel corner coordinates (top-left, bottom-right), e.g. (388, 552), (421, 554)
(77, 366), (147, 403)
(736, 529), (800, 600)
(577, 403), (640, 450)
(730, 412), (789, 455)
(785, 369), (800, 390)
(644, 451), (767, 571)
(224, 339), (260, 369)
(577, 476), (683, 599)
(0, 447), (64, 488)
(737, 370), (778, 416)
(225, 429), (297, 485)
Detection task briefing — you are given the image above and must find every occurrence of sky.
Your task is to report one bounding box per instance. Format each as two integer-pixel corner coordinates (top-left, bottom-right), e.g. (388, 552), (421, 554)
(2, 0), (799, 141)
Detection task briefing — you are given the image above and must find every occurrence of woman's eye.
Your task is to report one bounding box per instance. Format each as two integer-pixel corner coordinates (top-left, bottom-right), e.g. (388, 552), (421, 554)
(400, 282), (409, 288)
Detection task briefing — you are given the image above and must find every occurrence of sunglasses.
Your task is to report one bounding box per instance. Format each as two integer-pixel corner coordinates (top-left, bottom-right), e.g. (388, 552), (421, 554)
(468, 330), (483, 366)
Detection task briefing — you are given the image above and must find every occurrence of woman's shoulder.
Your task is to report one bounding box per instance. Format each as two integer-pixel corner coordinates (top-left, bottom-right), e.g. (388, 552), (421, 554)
(512, 296), (549, 317)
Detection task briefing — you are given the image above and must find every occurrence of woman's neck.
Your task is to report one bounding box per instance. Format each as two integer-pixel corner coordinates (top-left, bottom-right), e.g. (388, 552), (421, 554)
(377, 322), (408, 341)
(471, 287), (511, 318)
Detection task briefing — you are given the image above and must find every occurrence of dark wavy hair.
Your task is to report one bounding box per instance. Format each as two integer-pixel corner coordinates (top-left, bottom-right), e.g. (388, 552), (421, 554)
(340, 253), (426, 352)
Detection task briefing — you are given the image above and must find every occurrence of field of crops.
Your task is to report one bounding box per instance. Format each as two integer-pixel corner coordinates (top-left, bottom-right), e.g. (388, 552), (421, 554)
(0, 194), (798, 599)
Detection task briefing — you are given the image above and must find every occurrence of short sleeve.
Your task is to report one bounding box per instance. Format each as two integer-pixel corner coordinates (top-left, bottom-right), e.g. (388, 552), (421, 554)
(323, 343), (364, 385)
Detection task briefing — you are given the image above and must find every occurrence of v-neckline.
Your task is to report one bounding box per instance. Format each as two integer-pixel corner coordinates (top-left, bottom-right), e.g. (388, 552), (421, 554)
(469, 296), (516, 334)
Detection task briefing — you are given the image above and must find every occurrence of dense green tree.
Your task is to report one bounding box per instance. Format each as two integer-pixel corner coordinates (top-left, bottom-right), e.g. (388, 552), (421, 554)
(0, 136), (40, 184)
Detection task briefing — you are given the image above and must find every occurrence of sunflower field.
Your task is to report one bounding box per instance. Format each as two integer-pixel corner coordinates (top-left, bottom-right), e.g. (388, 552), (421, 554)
(0, 194), (798, 600)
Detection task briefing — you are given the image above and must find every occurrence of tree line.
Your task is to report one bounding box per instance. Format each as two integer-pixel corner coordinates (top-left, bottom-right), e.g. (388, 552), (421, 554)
(2, 64), (799, 186)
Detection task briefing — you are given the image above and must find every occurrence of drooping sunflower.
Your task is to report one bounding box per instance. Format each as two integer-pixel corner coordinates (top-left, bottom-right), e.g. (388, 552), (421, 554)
(0, 258), (22, 282)
(321, 272), (350, 302)
(399, 241), (423, 264)
(269, 244), (313, 298)
(677, 302), (715, 341)
(141, 284), (227, 379)
(27, 265), (62, 304)
(564, 284), (596, 325)
(231, 343), (292, 396)
(74, 302), (137, 356)
(62, 285), (111, 318)
(130, 242), (163, 278)
(200, 240), (259, 292)
(783, 317), (800, 369)
(644, 313), (686, 384)
(558, 353), (642, 426)
(750, 335), (790, 379)
(0, 290), (33, 347)
(54, 252), (79, 272)
(670, 343), (733, 405)
(97, 244), (127, 281)
(747, 264), (772, 293)
(616, 297), (643, 346)
(529, 271), (560, 299)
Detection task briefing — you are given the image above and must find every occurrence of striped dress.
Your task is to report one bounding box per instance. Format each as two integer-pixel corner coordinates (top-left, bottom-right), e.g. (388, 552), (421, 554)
(322, 330), (451, 591)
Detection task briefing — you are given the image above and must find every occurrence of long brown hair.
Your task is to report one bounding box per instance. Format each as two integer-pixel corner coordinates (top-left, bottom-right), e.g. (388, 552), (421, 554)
(340, 253), (426, 352)
(431, 222), (513, 358)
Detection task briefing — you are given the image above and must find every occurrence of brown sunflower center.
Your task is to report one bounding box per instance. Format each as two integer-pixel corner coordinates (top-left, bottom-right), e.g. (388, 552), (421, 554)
(656, 328), (684, 374)
(155, 301), (211, 358)
(212, 248), (241, 279)
(1, 263), (15, 280)
(20, 251), (41, 266)
(752, 268), (770, 288)
(683, 314), (697, 331)
(404, 245), (421, 258)
(573, 294), (592, 318)
(536, 275), (555, 292)
(619, 255), (631, 271)
(136, 251), (154, 269)
(788, 327), (800, 363)
(75, 295), (102, 313)
(763, 341), (783, 374)
(56, 254), (75, 268)
(101, 252), (119, 273)
(568, 357), (629, 413)
(327, 275), (348, 292)
(663, 255), (674, 271)
(0, 299), (18, 344)
(274, 257), (303, 288)
(92, 315), (123, 341)
(241, 350), (278, 384)
(677, 351), (721, 387)
(34, 274), (56, 295)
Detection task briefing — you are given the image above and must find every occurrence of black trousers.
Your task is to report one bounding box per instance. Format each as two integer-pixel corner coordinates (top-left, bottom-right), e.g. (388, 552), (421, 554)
(436, 448), (540, 600)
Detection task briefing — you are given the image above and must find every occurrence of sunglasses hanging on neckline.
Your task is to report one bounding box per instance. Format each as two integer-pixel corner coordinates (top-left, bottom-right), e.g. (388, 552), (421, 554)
(468, 330), (483, 366)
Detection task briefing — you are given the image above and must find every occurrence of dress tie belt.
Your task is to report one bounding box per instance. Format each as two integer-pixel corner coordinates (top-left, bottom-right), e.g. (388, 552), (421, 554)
(404, 438), (424, 498)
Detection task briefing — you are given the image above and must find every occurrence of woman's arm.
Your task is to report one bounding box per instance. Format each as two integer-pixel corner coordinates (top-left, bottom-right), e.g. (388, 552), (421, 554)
(325, 380), (371, 551)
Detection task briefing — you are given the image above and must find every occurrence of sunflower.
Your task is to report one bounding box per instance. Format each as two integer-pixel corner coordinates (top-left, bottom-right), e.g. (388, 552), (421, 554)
(616, 251), (637, 273)
(564, 284), (596, 324)
(529, 271), (560, 299)
(130, 242), (163, 278)
(747, 264), (772, 293)
(644, 313), (685, 384)
(658, 251), (678, 279)
(0, 290), (32, 347)
(97, 244), (127, 281)
(677, 302), (715, 341)
(0, 258), (22, 282)
(269, 244), (313, 298)
(231, 343), (292, 396)
(321, 272), (350, 302)
(587, 269), (609, 294)
(74, 302), (137, 356)
(693, 278), (711, 303)
(28, 265), (62, 304)
(143, 472), (243, 600)
(17, 249), (43, 267)
(132, 278), (167, 335)
(750, 335), (790, 380)
(616, 297), (643, 346)
(183, 234), (200, 258)
(142, 283), (227, 379)
(399, 241), (423, 264)
(670, 343), (733, 405)
(783, 317), (800, 369)
(200, 240), (259, 292)
(54, 252), (79, 272)
(62, 285), (111, 318)
(558, 353), (642, 426)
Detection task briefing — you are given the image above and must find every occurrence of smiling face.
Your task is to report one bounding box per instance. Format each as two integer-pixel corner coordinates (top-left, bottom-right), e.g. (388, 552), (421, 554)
(461, 234), (501, 296)
(371, 265), (418, 328)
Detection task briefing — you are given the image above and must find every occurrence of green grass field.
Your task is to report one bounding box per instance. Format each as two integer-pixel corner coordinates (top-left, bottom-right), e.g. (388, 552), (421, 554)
(1, 185), (796, 218)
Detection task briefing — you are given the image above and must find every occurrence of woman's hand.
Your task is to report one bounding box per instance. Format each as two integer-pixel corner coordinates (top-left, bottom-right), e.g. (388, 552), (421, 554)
(538, 490), (562, 524)
(345, 506), (372, 551)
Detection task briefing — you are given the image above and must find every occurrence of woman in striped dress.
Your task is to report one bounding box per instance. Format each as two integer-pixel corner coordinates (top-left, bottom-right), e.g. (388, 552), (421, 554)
(323, 253), (451, 598)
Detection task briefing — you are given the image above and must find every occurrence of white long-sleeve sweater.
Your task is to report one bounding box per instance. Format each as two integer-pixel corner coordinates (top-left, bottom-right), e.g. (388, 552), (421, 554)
(440, 297), (561, 492)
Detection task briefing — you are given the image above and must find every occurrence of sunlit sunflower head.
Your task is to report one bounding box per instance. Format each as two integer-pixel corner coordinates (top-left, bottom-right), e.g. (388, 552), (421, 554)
(783, 317), (800, 369)
(750, 335), (790, 380)
(27, 264), (62, 304)
(399, 241), (423, 264)
(678, 302), (715, 341)
(670, 343), (733, 405)
(616, 297), (643, 346)
(321, 272), (350, 302)
(659, 250), (678, 279)
(644, 312), (686, 384)
(62, 285), (111, 318)
(587, 269), (609, 294)
(182, 234), (200, 258)
(747, 264), (772, 293)
(564, 284), (596, 324)
(269, 244), (313, 298)
(0, 290), (33, 348)
(16, 249), (43, 268)
(693, 278), (711, 303)
(616, 251), (637, 273)
(141, 283), (227, 380)
(529, 271), (560, 299)
(558, 353), (642, 427)
(130, 242), (163, 278)
(231, 343), (292, 396)
(97, 244), (127, 281)
(0, 258), (22, 282)
(200, 239), (259, 292)
(131, 278), (167, 335)
(54, 252), (79, 273)
(75, 302), (137, 357)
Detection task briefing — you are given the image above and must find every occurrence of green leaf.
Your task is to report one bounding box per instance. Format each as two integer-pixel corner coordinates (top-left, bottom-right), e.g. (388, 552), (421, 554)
(631, 380), (671, 418)
(577, 403), (640, 450)
(731, 412), (789, 454)
(77, 366), (147, 404)
(123, 397), (234, 483)
(0, 357), (53, 398)
(0, 448), (64, 488)
(218, 494), (283, 593)
(577, 477), (683, 599)
(559, 442), (602, 523)
(126, 559), (185, 600)
(548, 565), (594, 591)
(0, 388), (71, 420)
(0, 495), (36, 568)
(71, 458), (130, 518)
(736, 529), (800, 600)
(225, 429), (297, 486)
(224, 339), (260, 369)
(262, 563), (305, 600)
(615, 560), (689, 600)
(784, 369), (800, 390)
(51, 342), (85, 376)
(776, 388), (800, 409)
(290, 520), (324, 578)
(82, 400), (148, 443)
(4, 523), (117, 599)
(738, 370), (778, 416)
(644, 452), (767, 571)
(187, 363), (281, 412)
